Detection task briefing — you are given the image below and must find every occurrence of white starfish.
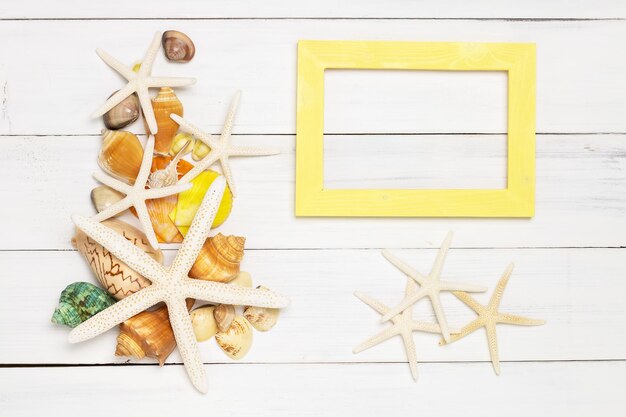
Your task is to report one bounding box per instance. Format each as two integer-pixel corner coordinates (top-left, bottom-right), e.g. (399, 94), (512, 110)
(69, 177), (290, 393)
(171, 90), (280, 197)
(354, 275), (453, 381)
(91, 31), (196, 134)
(92, 135), (191, 249)
(379, 232), (487, 342)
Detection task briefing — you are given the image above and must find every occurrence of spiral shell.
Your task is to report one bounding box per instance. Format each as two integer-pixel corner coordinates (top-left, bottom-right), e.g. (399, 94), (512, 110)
(103, 92), (140, 130)
(145, 87), (183, 154)
(190, 306), (218, 342)
(98, 129), (143, 184)
(162, 30), (195, 63)
(215, 316), (253, 360)
(244, 286), (280, 332)
(51, 282), (116, 328)
(189, 234), (245, 283)
(72, 218), (163, 300)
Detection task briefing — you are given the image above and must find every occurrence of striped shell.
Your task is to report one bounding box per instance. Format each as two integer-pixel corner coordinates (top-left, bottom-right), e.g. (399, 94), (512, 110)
(51, 282), (116, 328)
(189, 233), (245, 283)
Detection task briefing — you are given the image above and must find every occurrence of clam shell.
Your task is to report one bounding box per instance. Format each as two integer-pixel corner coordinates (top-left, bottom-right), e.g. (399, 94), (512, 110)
(230, 271), (253, 288)
(244, 286), (280, 332)
(144, 87), (183, 154)
(190, 305), (218, 342)
(51, 282), (116, 328)
(189, 233), (245, 283)
(72, 218), (163, 300)
(213, 304), (235, 333)
(103, 92), (140, 130)
(91, 185), (124, 213)
(98, 129), (143, 184)
(215, 316), (253, 360)
(162, 30), (195, 63)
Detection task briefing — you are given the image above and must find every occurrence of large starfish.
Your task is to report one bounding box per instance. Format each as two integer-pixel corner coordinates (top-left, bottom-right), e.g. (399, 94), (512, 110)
(353, 274), (452, 381)
(92, 135), (191, 249)
(171, 91), (280, 197)
(91, 31), (196, 134)
(440, 263), (545, 375)
(379, 232), (487, 342)
(69, 177), (290, 393)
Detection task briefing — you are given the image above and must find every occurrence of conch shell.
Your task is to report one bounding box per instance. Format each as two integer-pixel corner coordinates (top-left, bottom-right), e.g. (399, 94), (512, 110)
(103, 92), (140, 130)
(91, 185), (124, 213)
(189, 233), (245, 283)
(190, 305), (218, 342)
(72, 218), (162, 300)
(244, 286), (280, 332)
(51, 282), (116, 328)
(215, 316), (253, 360)
(98, 129), (143, 184)
(213, 304), (235, 333)
(145, 87), (183, 154)
(162, 30), (195, 63)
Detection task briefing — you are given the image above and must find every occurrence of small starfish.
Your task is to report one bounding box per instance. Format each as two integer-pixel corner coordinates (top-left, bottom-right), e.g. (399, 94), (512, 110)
(171, 90), (280, 197)
(354, 274), (453, 380)
(379, 232), (487, 342)
(69, 177), (290, 393)
(91, 31), (196, 134)
(440, 263), (545, 375)
(92, 135), (191, 249)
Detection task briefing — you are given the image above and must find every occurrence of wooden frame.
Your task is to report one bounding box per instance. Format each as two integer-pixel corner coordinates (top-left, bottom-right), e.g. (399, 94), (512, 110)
(295, 40), (536, 217)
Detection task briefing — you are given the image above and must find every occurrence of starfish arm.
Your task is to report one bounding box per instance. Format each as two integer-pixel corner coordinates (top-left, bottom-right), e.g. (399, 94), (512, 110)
(184, 278), (290, 308)
(498, 313), (545, 326)
(353, 325), (400, 354)
(169, 178), (225, 277)
(95, 48), (135, 81)
(148, 76), (197, 88)
(137, 85), (158, 135)
(139, 32), (161, 76)
(92, 171), (133, 194)
(485, 325), (501, 375)
(401, 330), (419, 381)
(145, 182), (191, 198)
(136, 136), (155, 185)
(354, 291), (390, 316)
(219, 156), (237, 197)
(68, 286), (161, 343)
(178, 154), (220, 184)
(71, 214), (166, 284)
(489, 263), (514, 310)
(429, 231), (453, 280)
(440, 318), (485, 345)
(134, 201), (160, 250)
(170, 115), (219, 148)
(167, 298), (208, 393)
(379, 287), (428, 323)
(440, 280), (487, 293)
(92, 196), (132, 222)
(410, 321), (445, 334)
(229, 145), (281, 157)
(381, 249), (425, 284)
(452, 291), (487, 314)
(221, 90), (241, 145)
(430, 293), (452, 343)
(91, 82), (136, 118)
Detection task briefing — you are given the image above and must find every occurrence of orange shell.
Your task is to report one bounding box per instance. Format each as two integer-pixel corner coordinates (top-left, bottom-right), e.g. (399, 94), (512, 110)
(98, 129), (143, 184)
(189, 234), (245, 283)
(145, 87), (183, 154)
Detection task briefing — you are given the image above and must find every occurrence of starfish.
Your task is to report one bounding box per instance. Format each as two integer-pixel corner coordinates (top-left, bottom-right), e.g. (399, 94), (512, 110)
(353, 274), (453, 381)
(92, 135), (191, 249)
(379, 232), (487, 342)
(91, 31), (196, 134)
(440, 263), (545, 375)
(69, 177), (290, 393)
(171, 90), (280, 197)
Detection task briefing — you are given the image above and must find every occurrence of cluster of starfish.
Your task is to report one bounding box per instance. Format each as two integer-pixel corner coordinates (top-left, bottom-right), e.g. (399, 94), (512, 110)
(354, 232), (545, 380)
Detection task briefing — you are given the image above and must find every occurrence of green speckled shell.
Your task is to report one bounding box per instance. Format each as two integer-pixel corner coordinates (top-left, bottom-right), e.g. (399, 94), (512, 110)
(51, 282), (116, 328)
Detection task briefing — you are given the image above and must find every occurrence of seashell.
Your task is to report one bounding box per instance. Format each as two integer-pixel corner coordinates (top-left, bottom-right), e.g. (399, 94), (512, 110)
(115, 304), (176, 365)
(51, 282), (116, 328)
(145, 87), (183, 154)
(103, 92), (140, 130)
(91, 185), (124, 213)
(72, 218), (163, 300)
(244, 286), (280, 332)
(230, 271), (253, 288)
(215, 316), (253, 360)
(169, 170), (233, 234)
(170, 132), (194, 157)
(192, 139), (210, 161)
(213, 304), (235, 333)
(189, 233), (245, 283)
(132, 61), (141, 72)
(162, 30), (195, 63)
(98, 129), (143, 184)
(190, 305), (218, 342)
(148, 138), (191, 188)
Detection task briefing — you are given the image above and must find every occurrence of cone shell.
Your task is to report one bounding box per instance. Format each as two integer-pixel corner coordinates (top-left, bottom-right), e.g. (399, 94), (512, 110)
(189, 233), (245, 283)
(115, 305), (175, 365)
(213, 304), (235, 333)
(98, 129), (143, 184)
(162, 30), (195, 63)
(51, 282), (116, 328)
(103, 92), (140, 130)
(190, 306), (218, 342)
(72, 218), (163, 300)
(215, 316), (253, 360)
(145, 87), (183, 154)
(244, 286), (280, 332)
(91, 185), (124, 213)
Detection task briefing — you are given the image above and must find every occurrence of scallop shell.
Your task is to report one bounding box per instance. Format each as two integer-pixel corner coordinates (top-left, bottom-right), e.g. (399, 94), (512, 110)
(190, 305), (218, 342)
(91, 185), (124, 213)
(98, 129), (143, 184)
(103, 92), (140, 130)
(244, 286), (280, 332)
(213, 304), (235, 333)
(230, 271), (253, 288)
(51, 282), (116, 328)
(145, 87), (183, 154)
(189, 233), (245, 283)
(72, 218), (162, 300)
(162, 30), (195, 63)
(215, 316), (253, 360)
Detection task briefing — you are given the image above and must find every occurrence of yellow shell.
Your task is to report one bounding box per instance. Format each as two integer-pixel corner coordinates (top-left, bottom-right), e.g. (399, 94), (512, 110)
(189, 233), (245, 283)
(190, 306), (218, 342)
(169, 170), (233, 233)
(98, 129), (143, 184)
(72, 218), (162, 300)
(244, 286), (280, 332)
(145, 87), (183, 154)
(192, 139), (210, 161)
(215, 316), (253, 360)
(169, 132), (194, 156)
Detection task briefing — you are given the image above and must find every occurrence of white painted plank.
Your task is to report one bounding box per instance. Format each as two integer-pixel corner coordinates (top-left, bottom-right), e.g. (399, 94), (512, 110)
(1, 0), (624, 19)
(2, 248), (623, 364)
(1, 134), (625, 250)
(1, 362), (623, 416)
(0, 20), (625, 135)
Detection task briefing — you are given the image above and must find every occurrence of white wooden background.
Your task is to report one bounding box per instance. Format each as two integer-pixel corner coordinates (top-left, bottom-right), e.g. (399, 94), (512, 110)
(1, 1), (625, 415)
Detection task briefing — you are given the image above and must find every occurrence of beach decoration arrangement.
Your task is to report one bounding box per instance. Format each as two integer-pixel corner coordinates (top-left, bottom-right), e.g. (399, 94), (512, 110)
(51, 30), (289, 394)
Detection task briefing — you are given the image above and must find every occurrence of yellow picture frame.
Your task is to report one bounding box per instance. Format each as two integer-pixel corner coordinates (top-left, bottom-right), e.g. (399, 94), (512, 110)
(296, 40), (536, 217)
